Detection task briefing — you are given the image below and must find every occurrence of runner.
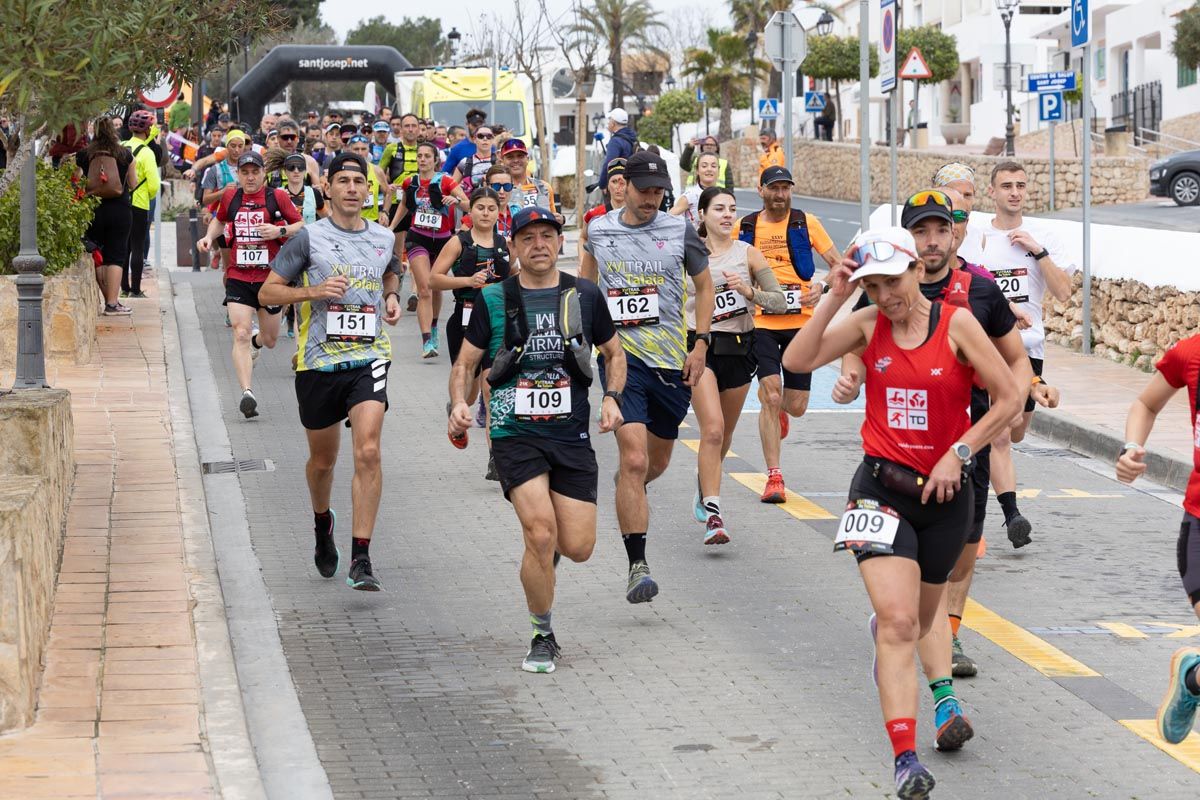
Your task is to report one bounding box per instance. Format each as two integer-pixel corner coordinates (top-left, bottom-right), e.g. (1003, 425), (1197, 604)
(739, 166), (841, 503)
(757, 130), (786, 179)
(460, 165), (517, 237)
(1116, 333), (1200, 745)
(687, 186), (785, 544)
(450, 124), (496, 195)
(257, 152), (403, 592)
(379, 112), (421, 186)
(782, 225), (1022, 799)
(578, 158), (626, 262)
(197, 151), (304, 418)
(269, 119), (321, 185)
(958, 161), (1076, 548)
(448, 206), (625, 672)
(670, 151), (721, 226)
(390, 141), (470, 357)
(679, 135), (733, 189)
(579, 151), (714, 603)
(346, 135), (393, 228)
(270, 151), (326, 339)
(369, 120), (390, 164)
(121, 109), (160, 299)
(500, 138), (563, 223)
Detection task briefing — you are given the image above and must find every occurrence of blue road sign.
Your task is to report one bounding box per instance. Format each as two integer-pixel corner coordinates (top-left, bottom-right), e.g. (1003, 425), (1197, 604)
(1026, 71), (1077, 93)
(1071, 0), (1089, 47)
(804, 92), (827, 113)
(758, 98), (779, 120)
(696, 86), (706, 103)
(1039, 91), (1064, 122)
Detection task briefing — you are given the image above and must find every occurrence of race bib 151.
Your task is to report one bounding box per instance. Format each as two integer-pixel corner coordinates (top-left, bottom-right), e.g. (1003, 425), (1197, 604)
(326, 303), (377, 342)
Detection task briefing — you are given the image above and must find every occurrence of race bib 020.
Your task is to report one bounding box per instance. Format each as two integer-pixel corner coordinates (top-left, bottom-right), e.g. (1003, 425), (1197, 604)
(514, 376), (572, 420)
(606, 286), (660, 327)
(712, 283), (749, 322)
(413, 209), (442, 229)
(834, 499), (901, 554)
(236, 245), (269, 268)
(326, 303), (377, 342)
(993, 267), (1030, 304)
(764, 283), (804, 314)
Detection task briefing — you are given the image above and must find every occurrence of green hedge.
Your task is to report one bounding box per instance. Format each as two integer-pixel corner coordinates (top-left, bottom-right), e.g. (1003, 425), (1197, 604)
(0, 161), (98, 277)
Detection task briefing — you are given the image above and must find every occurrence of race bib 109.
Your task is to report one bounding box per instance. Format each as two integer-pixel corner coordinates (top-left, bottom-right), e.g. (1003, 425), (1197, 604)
(834, 499), (901, 554)
(326, 303), (377, 342)
(712, 284), (749, 322)
(606, 286), (660, 327)
(514, 377), (572, 420)
(993, 268), (1030, 304)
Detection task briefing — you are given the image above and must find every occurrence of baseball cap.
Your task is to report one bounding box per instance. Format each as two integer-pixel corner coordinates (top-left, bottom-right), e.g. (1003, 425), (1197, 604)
(282, 153), (307, 170)
(759, 166), (793, 186)
(326, 152), (368, 180)
(237, 151), (264, 169)
(218, 112), (231, 122)
(372, 121), (390, 132)
(347, 134), (369, 145)
(900, 189), (954, 229)
(512, 206), (562, 236)
(607, 108), (629, 125)
(499, 138), (528, 156)
(605, 157), (627, 179)
(324, 122), (341, 133)
(847, 227), (918, 282)
(625, 151), (671, 191)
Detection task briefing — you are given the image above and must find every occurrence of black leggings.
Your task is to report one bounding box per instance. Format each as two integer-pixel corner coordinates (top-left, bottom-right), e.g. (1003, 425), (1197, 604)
(124, 206), (150, 293)
(1179, 513), (1200, 606)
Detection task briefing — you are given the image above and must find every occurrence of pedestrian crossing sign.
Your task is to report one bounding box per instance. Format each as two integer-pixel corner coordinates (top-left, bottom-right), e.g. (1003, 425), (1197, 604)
(804, 92), (826, 113)
(758, 98), (780, 120)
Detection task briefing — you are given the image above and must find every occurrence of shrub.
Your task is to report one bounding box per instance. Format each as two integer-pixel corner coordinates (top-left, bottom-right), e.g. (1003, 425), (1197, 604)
(0, 161), (98, 277)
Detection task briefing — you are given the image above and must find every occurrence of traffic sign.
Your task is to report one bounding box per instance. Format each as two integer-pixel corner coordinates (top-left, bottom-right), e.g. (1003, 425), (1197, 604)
(1071, 0), (1089, 47)
(1026, 71), (1077, 93)
(804, 92), (826, 113)
(758, 98), (780, 120)
(696, 86), (706, 103)
(139, 71), (180, 109)
(879, 0), (896, 93)
(899, 47), (933, 80)
(764, 11), (807, 70)
(1039, 91), (1064, 122)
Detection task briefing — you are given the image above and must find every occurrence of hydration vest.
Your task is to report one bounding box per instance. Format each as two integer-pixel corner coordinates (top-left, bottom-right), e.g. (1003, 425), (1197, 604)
(487, 272), (593, 389)
(452, 228), (510, 301)
(738, 209), (816, 282)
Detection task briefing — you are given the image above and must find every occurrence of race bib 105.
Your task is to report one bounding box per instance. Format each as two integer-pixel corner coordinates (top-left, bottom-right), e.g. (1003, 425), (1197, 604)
(712, 284), (749, 322)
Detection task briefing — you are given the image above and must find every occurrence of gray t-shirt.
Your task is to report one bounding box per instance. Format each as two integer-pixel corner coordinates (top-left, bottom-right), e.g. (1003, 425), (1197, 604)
(271, 218), (401, 371)
(200, 160), (237, 195)
(584, 209), (708, 370)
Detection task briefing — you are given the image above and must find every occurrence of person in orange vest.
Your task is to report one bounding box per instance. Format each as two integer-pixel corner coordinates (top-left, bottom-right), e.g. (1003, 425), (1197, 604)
(758, 130), (786, 178)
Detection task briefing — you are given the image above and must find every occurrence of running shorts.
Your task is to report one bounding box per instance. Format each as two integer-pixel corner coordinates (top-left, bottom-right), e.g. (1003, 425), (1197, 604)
(224, 278), (281, 314)
(492, 437), (598, 504)
(1179, 512), (1200, 606)
(294, 360), (390, 430)
(600, 352), (691, 441)
(754, 327), (813, 391)
(1025, 357), (1044, 413)
(688, 330), (757, 392)
(405, 231), (450, 263)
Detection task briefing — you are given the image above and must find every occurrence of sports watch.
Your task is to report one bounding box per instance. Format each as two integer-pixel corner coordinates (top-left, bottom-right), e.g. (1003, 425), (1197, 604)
(278, 226), (288, 239)
(603, 390), (623, 408)
(950, 442), (972, 462)
(694, 332), (712, 347)
(1031, 248), (1050, 261)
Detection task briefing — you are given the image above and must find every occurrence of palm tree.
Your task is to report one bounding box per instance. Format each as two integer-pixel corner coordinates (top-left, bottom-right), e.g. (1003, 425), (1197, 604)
(683, 28), (758, 140)
(569, 0), (668, 110)
(729, 0), (844, 108)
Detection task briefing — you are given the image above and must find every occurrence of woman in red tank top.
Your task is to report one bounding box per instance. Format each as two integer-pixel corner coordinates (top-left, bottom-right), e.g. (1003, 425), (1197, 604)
(782, 226), (1022, 798)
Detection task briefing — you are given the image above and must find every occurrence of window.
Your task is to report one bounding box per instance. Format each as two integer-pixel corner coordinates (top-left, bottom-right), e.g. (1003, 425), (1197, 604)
(1180, 59), (1197, 88)
(1095, 48), (1105, 82)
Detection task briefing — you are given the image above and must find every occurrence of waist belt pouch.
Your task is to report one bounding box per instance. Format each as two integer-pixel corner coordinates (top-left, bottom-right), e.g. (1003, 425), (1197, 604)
(876, 460), (928, 499)
(711, 331), (753, 356)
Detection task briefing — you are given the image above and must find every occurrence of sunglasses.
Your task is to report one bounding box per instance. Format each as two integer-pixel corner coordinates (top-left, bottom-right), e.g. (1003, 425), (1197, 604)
(489, 182), (514, 192)
(476, 133), (494, 139)
(850, 240), (917, 267)
(908, 189), (953, 210)
(284, 164), (305, 172)
(951, 209), (970, 223)
(279, 134), (298, 141)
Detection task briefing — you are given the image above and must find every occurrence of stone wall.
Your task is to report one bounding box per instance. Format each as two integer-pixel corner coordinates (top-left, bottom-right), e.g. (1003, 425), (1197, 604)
(1042, 273), (1200, 369)
(723, 139), (1150, 213)
(0, 389), (74, 732)
(1160, 111), (1200, 148)
(1014, 121), (1100, 158)
(0, 256), (100, 372)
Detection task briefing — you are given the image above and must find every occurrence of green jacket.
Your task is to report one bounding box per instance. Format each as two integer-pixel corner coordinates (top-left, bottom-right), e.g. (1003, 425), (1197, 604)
(123, 135), (160, 211)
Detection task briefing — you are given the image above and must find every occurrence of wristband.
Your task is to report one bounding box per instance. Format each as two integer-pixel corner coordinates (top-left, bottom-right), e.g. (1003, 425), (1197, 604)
(1032, 248), (1050, 261)
(1031, 375), (1043, 386)
(1118, 442), (1141, 460)
(384, 291), (401, 304)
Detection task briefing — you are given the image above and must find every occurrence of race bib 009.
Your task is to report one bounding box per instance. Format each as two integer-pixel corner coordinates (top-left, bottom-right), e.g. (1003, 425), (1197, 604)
(712, 283), (749, 322)
(834, 499), (901, 554)
(236, 245), (269, 268)
(764, 283), (804, 314)
(993, 267), (1030, 304)
(326, 303), (377, 342)
(514, 376), (572, 420)
(606, 286), (660, 327)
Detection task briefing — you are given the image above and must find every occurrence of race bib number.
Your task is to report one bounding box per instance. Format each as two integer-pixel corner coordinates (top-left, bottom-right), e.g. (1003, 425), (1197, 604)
(362, 192), (377, 209)
(236, 245), (269, 267)
(461, 301), (473, 326)
(514, 377), (572, 420)
(764, 283), (805, 314)
(607, 287), (660, 327)
(834, 499), (901, 554)
(993, 268), (1030, 304)
(520, 189), (538, 207)
(414, 209), (442, 229)
(326, 303), (377, 343)
(712, 283), (748, 322)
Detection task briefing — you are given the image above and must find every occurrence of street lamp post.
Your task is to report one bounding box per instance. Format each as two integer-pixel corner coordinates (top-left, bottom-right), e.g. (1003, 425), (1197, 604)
(997, 0), (1020, 156)
(816, 10), (835, 36)
(665, 75), (677, 149)
(12, 148), (47, 389)
(448, 27), (461, 66)
(745, 30), (758, 125)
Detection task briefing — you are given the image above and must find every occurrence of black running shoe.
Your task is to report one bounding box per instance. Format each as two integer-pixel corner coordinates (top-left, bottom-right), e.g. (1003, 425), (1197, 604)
(406, 293), (418, 313)
(314, 510), (339, 578)
(239, 389), (259, 419)
(521, 633), (561, 673)
(346, 555), (382, 591)
(485, 454), (499, 481)
(1006, 513), (1032, 548)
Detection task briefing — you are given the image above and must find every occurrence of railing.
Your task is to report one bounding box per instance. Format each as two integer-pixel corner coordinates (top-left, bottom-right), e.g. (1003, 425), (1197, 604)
(1135, 127), (1200, 155)
(1090, 129), (1149, 157)
(1110, 81), (1163, 146)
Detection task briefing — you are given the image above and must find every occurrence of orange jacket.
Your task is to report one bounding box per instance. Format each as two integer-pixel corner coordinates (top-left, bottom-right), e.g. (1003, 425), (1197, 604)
(758, 143), (786, 176)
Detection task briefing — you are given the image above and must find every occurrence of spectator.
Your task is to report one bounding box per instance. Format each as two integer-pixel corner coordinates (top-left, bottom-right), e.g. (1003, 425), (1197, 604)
(679, 135), (733, 189)
(76, 116), (134, 315)
(205, 101), (222, 133)
(757, 129), (786, 179)
(598, 107), (637, 188)
(446, 109), (487, 169)
(815, 100), (836, 141)
(216, 112), (232, 134)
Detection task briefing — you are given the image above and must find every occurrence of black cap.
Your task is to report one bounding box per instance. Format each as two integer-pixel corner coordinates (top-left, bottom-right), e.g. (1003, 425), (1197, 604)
(282, 153), (307, 170)
(759, 166), (793, 186)
(625, 151), (671, 190)
(901, 190), (954, 229)
(512, 206), (562, 236)
(326, 152), (368, 180)
(606, 157), (627, 179)
(237, 151), (264, 169)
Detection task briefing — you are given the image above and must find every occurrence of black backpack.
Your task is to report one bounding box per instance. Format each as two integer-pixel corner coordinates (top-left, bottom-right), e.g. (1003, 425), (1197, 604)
(452, 229), (510, 301)
(225, 187), (285, 245)
(487, 272), (593, 389)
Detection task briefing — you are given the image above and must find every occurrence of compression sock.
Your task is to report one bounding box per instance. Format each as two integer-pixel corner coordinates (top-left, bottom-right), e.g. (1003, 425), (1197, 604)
(885, 719), (917, 759)
(929, 677), (956, 706)
(949, 614), (963, 637)
(702, 496), (721, 518)
(352, 537), (370, 559)
(530, 611), (552, 638)
(998, 491), (1019, 525)
(421, 332), (431, 345)
(622, 533), (647, 566)
(1186, 663), (1200, 695)
(314, 510), (332, 535)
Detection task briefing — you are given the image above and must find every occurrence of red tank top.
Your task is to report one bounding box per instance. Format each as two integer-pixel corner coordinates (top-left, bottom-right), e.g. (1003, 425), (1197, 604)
(860, 304), (975, 475)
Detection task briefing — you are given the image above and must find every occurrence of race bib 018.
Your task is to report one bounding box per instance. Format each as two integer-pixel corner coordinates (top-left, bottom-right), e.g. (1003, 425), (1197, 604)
(414, 209), (442, 229)
(712, 283), (749, 322)
(326, 303), (377, 342)
(514, 377), (572, 420)
(834, 499), (901, 554)
(606, 286), (660, 327)
(236, 245), (269, 267)
(993, 267), (1030, 304)
(764, 283), (804, 314)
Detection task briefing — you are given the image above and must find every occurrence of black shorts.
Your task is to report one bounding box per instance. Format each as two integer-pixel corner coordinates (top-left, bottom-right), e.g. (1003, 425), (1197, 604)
(688, 330), (757, 392)
(1179, 513), (1200, 606)
(224, 278), (281, 313)
(601, 353), (691, 440)
(405, 231), (450, 262)
(968, 389), (991, 544)
(491, 437), (598, 503)
(294, 360), (390, 430)
(447, 299), (491, 369)
(88, 201), (132, 267)
(848, 457), (974, 584)
(1024, 357), (1044, 413)
(753, 327), (813, 391)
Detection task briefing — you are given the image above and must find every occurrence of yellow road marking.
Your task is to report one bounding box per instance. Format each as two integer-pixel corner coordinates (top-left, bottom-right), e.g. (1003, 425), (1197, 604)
(962, 599), (1100, 677)
(1097, 622), (1150, 639)
(677, 438), (738, 459)
(1048, 488), (1123, 499)
(1120, 720), (1200, 772)
(729, 473), (836, 520)
(1141, 622), (1200, 639)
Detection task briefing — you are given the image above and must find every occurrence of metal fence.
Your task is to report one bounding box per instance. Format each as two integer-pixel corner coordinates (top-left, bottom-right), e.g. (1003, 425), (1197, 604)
(1110, 80), (1162, 145)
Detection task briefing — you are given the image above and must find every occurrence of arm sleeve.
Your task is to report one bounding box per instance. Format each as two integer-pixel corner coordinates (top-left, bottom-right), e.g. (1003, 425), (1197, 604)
(806, 214), (835, 255)
(682, 224), (709, 277)
(313, 190), (325, 211)
(270, 228), (310, 283)
(586, 282), (617, 347)
(751, 265), (787, 314)
(464, 292), (493, 349)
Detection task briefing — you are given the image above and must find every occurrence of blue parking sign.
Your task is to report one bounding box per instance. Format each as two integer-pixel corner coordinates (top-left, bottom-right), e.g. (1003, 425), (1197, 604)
(1038, 92), (1064, 122)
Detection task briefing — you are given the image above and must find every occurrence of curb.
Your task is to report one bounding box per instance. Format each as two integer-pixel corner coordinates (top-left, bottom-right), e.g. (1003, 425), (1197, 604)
(1029, 407), (1193, 495)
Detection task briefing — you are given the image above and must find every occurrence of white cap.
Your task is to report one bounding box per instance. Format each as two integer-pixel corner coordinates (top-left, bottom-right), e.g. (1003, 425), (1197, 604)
(607, 108), (629, 125)
(848, 227), (918, 282)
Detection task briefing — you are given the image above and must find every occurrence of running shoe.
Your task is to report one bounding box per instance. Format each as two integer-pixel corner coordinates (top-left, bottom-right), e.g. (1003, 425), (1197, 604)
(314, 510), (339, 578)
(422, 339), (438, 359)
(239, 389), (259, 419)
(933, 697), (974, 751)
(952, 636), (978, 678)
(760, 472), (786, 504)
(1006, 513), (1032, 548)
(625, 561), (659, 604)
(868, 613), (879, 688)
(1157, 647), (1200, 744)
(430, 328), (441, 353)
(286, 327), (295, 339)
(475, 397), (487, 429)
(779, 410), (790, 439)
(120, 289), (130, 299)
(346, 555), (382, 591)
(103, 303), (132, 316)
(251, 345), (261, 364)
(692, 483), (707, 523)
(406, 293), (418, 313)
(485, 454), (499, 481)
(703, 514), (729, 545)
(128, 290), (148, 299)
(521, 633), (561, 674)
(893, 751), (935, 800)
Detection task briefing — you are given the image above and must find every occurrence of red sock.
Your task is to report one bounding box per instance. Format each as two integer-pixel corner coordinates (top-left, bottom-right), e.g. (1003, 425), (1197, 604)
(885, 718), (917, 758)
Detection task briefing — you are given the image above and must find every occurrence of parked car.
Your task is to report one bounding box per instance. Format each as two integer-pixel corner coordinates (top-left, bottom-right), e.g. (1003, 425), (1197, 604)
(1149, 150), (1200, 206)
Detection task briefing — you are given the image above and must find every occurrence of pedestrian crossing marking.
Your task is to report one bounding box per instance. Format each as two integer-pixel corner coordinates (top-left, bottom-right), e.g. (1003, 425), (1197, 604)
(677, 439), (738, 459)
(962, 599), (1100, 677)
(729, 473), (836, 520)
(1119, 720), (1200, 773)
(1097, 622), (1149, 638)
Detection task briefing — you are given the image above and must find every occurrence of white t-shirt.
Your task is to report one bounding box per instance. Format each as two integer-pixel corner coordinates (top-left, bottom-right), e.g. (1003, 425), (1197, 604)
(681, 184), (703, 227)
(959, 218), (1076, 359)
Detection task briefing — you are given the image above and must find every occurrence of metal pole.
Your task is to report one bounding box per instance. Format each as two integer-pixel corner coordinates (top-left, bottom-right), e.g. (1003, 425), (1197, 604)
(889, 95), (898, 224)
(226, 56), (231, 112)
(189, 208), (202, 272)
(1004, 13), (1015, 156)
(782, 16), (794, 171)
(153, 175), (162, 278)
(491, 32), (498, 124)
(1081, 42), (1092, 355)
(12, 150), (47, 389)
(859, 0), (870, 229)
(1048, 124), (1056, 211)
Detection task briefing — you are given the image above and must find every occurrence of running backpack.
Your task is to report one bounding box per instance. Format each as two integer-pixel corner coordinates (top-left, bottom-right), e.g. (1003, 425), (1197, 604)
(487, 273), (593, 389)
(738, 209), (816, 282)
(451, 229), (510, 301)
(85, 151), (124, 199)
(222, 187), (286, 246)
(403, 172), (448, 215)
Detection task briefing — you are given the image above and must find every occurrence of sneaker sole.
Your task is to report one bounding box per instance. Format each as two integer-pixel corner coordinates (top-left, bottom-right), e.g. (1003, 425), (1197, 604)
(934, 714), (974, 751)
(626, 577), (659, 604)
(521, 660), (556, 674)
(1007, 516), (1033, 548)
(703, 530), (729, 545)
(760, 493), (786, 504)
(346, 578), (382, 592)
(896, 770), (935, 800)
(239, 395), (259, 419)
(1157, 648), (1200, 744)
(406, 296), (418, 312)
(952, 657), (978, 678)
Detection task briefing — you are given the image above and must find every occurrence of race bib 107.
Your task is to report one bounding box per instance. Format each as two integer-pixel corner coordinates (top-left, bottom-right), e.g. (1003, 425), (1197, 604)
(236, 245), (269, 267)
